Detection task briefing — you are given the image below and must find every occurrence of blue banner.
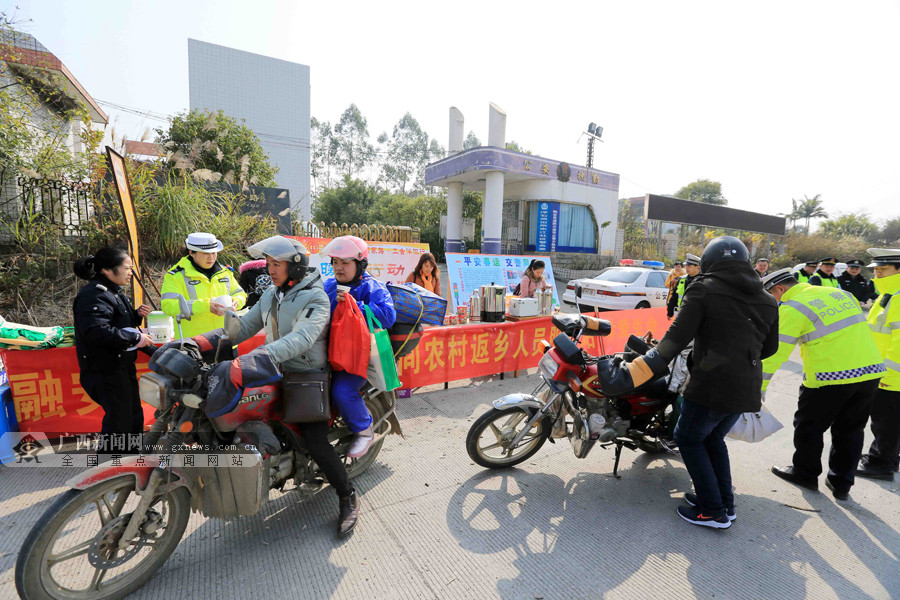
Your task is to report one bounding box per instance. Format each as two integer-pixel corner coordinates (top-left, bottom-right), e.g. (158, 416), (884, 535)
(535, 201), (560, 252)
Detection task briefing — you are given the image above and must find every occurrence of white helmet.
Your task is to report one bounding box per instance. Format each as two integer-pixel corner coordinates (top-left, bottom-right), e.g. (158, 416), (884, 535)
(247, 236), (311, 280)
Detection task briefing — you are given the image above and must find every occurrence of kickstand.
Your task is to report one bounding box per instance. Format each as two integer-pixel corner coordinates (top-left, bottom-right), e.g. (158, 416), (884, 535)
(610, 442), (624, 479)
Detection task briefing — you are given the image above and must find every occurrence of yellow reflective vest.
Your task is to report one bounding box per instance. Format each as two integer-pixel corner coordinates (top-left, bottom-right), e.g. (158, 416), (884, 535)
(762, 282), (885, 390)
(160, 256), (247, 338)
(868, 271), (900, 391)
(795, 270), (815, 284)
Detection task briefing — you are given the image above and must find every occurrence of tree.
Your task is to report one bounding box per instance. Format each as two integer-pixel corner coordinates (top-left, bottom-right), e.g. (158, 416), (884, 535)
(818, 212), (877, 241)
(794, 194), (828, 235)
(880, 218), (900, 245)
(505, 140), (531, 154)
(675, 179), (727, 206)
(155, 109), (277, 187)
(332, 104), (375, 179)
(310, 117), (338, 195)
(311, 176), (382, 226)
(778, 198), (802, 233)
(463, 131), (481, 150)
(378, 112), (430, 195)
(0, 14), (102, 184)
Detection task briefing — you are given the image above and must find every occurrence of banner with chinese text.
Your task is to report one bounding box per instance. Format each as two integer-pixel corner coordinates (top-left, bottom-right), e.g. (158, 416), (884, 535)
(445, 252), (560, 310)
(0, 335), (265, 434)
(293, 237), (429, 286)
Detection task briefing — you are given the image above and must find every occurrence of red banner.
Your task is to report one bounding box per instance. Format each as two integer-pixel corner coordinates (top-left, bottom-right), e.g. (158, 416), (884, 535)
(397, 308), (670, 388)
(0, 336), (265, 434)
(1, 309), (670, 433)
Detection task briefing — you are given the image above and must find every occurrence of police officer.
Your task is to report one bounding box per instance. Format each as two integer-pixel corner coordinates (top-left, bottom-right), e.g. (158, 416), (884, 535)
(754, 257), (770, 278)
(666, 253), (700, 319)
(160, 232), (247, 338)
(73, 246), (154, 444)
(808, 257), (840, 287)
(837, 259), (877, 304)
(761, 269), (885, 500)
(857, 248), (900, 481)
(795, 260), (819, 284)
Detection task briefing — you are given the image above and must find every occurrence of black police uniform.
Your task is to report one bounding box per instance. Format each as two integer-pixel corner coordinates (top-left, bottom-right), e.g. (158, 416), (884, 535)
(73, 274), (144, 440)
(837, 264), (877, 303)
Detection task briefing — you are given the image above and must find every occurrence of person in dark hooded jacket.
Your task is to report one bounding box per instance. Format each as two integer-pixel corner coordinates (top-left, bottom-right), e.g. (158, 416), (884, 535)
(598, 236), (779, 529)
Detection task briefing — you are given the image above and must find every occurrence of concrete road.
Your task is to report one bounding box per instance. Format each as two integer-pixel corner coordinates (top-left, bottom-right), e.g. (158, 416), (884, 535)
(1, 356), (898, 599)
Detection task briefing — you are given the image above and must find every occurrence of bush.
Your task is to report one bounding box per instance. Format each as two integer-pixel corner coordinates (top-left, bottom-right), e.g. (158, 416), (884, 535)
(780, 233), (870, 269)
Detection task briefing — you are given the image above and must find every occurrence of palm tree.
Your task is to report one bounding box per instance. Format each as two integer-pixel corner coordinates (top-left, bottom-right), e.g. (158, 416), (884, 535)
(796, 194), (828, 235)
(778, 198), (801, 233)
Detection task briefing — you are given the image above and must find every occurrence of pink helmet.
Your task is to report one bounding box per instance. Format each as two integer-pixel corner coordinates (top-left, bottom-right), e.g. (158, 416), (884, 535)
(322, 236), (368, 261)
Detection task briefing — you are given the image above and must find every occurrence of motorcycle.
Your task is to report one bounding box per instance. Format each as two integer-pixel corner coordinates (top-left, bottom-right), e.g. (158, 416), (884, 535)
(16, 312), (401, 600)
(466, 294), (679, 478)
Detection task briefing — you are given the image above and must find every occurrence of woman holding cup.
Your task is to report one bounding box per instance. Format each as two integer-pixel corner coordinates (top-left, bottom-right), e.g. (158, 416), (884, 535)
(160, 232), (247, 338)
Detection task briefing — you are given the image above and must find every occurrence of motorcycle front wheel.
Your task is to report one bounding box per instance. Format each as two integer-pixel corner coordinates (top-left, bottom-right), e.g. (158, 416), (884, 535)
(466, 406), (550, 469)
(16, 475), (191, 600)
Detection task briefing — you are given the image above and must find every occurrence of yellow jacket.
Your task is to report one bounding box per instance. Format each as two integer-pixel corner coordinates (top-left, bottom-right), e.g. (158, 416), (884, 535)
(762, 283), (884, 390)
(160, 256), (247, 338)
(868, 271), (900, 391)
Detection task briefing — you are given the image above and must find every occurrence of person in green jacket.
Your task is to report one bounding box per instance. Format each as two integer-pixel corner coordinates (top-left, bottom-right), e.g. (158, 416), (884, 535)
(857, 248), (900, 481)
(160, 232), (247, 338)
(808, 256), (840, 288)
(761, 269), (885, 500)
(794, 260), (818, 284)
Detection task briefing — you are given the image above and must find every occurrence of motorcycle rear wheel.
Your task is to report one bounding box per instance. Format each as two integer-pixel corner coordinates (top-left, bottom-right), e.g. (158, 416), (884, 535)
(16, 475), (191, 600)
(344, 390), (391, 479)
(466, 406), (550, 469)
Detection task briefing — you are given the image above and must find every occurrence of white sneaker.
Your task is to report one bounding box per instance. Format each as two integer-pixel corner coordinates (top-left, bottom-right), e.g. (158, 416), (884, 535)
(347, 427), (374, 459)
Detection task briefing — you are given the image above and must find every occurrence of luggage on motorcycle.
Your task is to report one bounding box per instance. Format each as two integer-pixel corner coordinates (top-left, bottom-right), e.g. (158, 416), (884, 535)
(387, 282), (447, 327)
(205, 351), (282, 418)
(389, 322), (423, 358)
(329, 294), (371, 378)
(282, 371), (331, 423)
(185, 446), (267, 519)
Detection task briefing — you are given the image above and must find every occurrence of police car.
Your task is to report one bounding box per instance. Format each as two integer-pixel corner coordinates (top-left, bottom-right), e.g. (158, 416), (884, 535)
(562, 260), (671, 311)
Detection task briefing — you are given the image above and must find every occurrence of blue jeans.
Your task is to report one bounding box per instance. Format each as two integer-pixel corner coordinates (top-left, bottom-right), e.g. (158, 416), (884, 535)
(674, 399), (741, 519)
(331, 371), (372, 433)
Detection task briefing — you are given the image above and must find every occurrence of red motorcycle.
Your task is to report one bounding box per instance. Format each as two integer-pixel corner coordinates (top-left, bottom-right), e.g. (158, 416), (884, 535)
(16, 313), (401, 600)
(466, 312), (678, 477)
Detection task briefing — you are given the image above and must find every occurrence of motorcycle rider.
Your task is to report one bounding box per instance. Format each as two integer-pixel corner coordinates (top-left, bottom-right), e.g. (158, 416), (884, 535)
(228, 235), (360, 536)
(598, 236), (779, 529)
(322, 235), (396, 458)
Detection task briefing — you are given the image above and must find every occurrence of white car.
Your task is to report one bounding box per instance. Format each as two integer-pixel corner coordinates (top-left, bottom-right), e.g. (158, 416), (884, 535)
(562, 266), (671, 311)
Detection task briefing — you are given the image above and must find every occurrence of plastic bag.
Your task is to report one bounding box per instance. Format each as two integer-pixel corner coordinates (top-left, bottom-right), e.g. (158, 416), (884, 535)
(328, 294), (371, 378)
(365, 305), (401, 391)
(726, 402), (783, 443)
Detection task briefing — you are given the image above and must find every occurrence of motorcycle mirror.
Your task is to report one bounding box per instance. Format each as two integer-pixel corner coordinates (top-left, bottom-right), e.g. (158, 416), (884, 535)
(574, 282), (583, 298)
(223, 311), (241, 340)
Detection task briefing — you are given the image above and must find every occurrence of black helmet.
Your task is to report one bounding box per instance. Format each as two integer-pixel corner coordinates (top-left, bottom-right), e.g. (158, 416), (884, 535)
(700, 236), (750, 272)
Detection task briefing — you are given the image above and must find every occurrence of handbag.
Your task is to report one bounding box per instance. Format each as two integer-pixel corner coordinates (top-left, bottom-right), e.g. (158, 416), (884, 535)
(328, 294), (371, 378)
(364, 305), (401, 391)
(726, 402), (783, 443)
(269, 292), (331, 422)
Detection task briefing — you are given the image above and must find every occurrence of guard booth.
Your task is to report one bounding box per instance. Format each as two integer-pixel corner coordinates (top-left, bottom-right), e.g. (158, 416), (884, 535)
(425, 105), (619, 258)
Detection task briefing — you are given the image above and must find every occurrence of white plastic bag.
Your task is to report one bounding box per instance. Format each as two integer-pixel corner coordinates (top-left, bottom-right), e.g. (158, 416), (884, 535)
(727, 402), (783, 443)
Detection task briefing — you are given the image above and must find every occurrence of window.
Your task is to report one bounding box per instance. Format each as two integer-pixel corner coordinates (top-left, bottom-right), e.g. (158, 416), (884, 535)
(595, 269), (641, 284)
(646, 272), (667, 288)
(526, 201), (597, 253)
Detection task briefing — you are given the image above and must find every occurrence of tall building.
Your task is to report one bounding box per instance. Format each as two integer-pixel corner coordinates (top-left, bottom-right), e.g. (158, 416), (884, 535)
(188, 39), (311, 218)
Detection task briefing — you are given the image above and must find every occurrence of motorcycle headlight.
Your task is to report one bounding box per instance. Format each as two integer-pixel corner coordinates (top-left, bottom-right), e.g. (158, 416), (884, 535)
(139, 372), (170, 408)
(539, 352), (560, 381)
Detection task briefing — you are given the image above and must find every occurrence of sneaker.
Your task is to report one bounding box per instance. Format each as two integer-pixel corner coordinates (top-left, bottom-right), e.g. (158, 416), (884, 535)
(684, 492), (736, 522)
(347, 426), (374, 459)
(677, 505), (731, 529)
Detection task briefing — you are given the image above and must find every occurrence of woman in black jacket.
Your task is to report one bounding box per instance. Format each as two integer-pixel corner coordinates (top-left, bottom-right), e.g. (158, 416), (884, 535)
(72, 246), (153, 446)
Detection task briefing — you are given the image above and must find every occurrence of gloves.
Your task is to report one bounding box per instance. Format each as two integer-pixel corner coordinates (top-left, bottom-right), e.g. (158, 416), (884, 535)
(229, 346), (280, 389)
(597, 348), (670, 397)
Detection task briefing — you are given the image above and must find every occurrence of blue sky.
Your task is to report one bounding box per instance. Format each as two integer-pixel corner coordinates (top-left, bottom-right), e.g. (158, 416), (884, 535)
(7, 0), (900, 224)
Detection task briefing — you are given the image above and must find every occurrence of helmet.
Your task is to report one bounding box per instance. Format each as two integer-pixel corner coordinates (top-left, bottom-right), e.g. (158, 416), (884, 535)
(322, 236), (368, 261)
(700, 236), (750, 272)
(186, 232), (223, 253)
(247, 236), (311, 280)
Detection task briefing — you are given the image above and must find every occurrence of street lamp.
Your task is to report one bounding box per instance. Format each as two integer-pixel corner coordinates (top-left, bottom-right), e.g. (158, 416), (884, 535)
(584, 123), (603, 169)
